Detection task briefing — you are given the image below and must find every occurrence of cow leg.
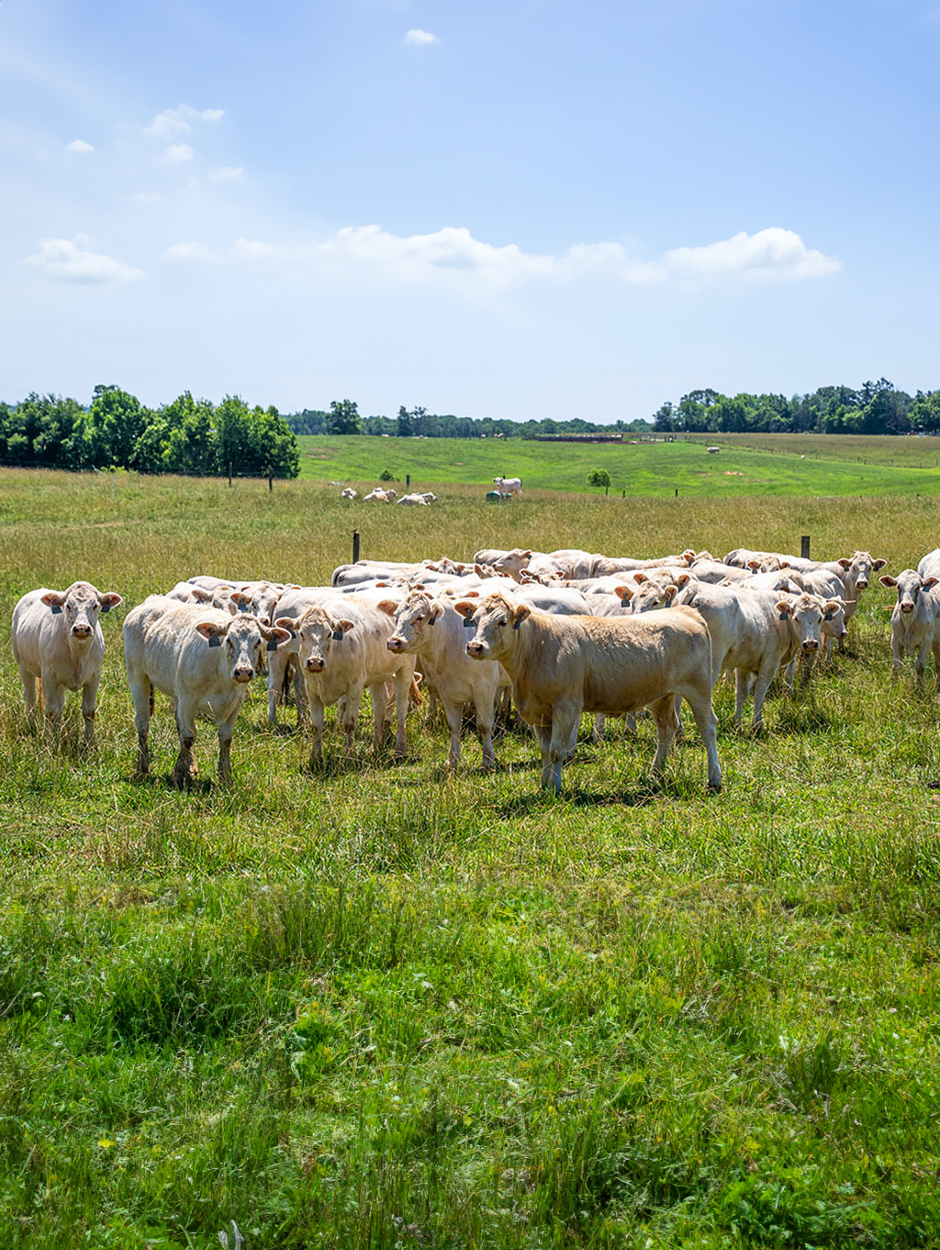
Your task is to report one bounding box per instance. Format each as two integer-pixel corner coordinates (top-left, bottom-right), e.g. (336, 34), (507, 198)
(217, 714), (238, 786)
(734, 669), (752, 728)
(472, 692), (497, 768)
(42, 680), (67, 739)
(392, 663), (413, 759)
(592, 713), (606, 744)
(531, 723), (556, 790)
(915, 639), (931, 683)
(307, 691), (326, 765)
(172, 697), (198, 787)
(127, 671), (152, 775)
(81, 673), (101, 746)
(443, 699), (464, 768)
(549, 703), (581, 791)
(267, 647), (287, 725)
(750, 666), (776, 734)
(649, 694), (680, 781)
(783, 656), (797, 694)
(292, 659), (308, 725)
(685, 691), (722, 792)
(342, 683), (365, 754)
(17, 664), (39, 720)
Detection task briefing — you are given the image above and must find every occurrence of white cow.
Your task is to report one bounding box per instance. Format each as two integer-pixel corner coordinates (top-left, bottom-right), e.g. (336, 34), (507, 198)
(457, 593), (721, 792)
(278, 596), (417, 765)
(341, 487), (358, 500)
(382, 590), (509, 768)
(124, 596), (289, 785)
(880, 570), (940, 680)
(397, 493), (431, 506)
(364, 488), (395, 503)
(11, 581), (123, 744)
(493, 475), (522, 498)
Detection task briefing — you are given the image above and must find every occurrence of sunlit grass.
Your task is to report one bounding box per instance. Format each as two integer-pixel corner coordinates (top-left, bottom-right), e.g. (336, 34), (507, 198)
(1, 467), (940, 1247)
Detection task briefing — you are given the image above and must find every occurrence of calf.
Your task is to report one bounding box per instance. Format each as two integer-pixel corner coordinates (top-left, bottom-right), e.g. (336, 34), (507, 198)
(278, 597), (417, 764)
(12, 581), (122, 744)
(383, 591), (509, 768)
(456, 593), (721, 792)
(880, 570), (940, 680)
(124, 596), (288, 785)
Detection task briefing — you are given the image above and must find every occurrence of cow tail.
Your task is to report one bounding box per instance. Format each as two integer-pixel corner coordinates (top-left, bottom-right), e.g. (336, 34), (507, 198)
(409, 674), (424, 708)
(149, 683), (155, 715)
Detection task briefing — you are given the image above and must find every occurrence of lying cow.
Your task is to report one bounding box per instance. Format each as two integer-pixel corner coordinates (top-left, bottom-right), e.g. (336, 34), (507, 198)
(11, 581), (123, 744)
(456, 593), (721, 793)
(124, 596), (289, 786)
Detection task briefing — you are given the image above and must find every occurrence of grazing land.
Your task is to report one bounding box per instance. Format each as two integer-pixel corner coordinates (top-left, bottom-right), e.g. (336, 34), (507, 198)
(297, 431), (940, 498)
(1, 466), (940, 1248)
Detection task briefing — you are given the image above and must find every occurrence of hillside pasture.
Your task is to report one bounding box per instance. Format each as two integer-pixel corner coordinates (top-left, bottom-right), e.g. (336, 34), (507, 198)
(297, 432), (940, 498)
(1, 468), (940, 1248)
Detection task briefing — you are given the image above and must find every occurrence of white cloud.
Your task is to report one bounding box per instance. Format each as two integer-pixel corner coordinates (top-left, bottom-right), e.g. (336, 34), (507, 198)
(146, 104), (224, 139)
(663, 227), (841, 280)
(208, 165), (244, 181)
(163, 143), (194, 163)
(163, 224), (840, 292)
(405, 28), (437, 45)
(65, 139), (95, 154)
(26, 238), (145, 284)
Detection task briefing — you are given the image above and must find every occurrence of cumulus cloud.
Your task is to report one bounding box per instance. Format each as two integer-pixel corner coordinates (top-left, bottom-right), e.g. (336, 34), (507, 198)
(405, 28), (437, 45)
(163, 224), (839, 291)
(163, 143), (194, 162)
(662, 227), (841, 280)
(26, 238), (145, 284)
(65, 139), (95, 153)
(146, 104), (224, 139)
(208, 165), (244, 181)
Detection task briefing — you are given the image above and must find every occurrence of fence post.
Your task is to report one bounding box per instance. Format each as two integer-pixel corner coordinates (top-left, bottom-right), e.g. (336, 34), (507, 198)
(267, 466), (273, 492)
(352, 530), (360, 563)
(228, 462), (233, 487)
(406, 473), (411, 490)
(801, 535), (810, 560)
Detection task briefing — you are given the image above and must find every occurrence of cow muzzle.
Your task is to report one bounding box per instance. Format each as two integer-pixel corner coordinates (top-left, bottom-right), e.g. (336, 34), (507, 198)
(466, 641), (485, 657)
(801, 639), (819, 653)
(900, 602), (914, 613)
(856, 579), (869, 589)
(305, 657), (325, 672)
(387, 637), (406, 652)
(71, 624), (92, 638)
(234, 667), (254, 683)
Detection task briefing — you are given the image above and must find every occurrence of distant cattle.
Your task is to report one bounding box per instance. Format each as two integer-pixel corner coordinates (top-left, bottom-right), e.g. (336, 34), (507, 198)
(493, 475), (522, 498)
(11, 580), (122, 744)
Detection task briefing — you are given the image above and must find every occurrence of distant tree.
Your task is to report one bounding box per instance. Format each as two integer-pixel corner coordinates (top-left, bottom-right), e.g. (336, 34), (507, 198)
(909, 390), (940, 433)
(397, 405), (414, 437)
(327, 399), (362, 436)
(587, 468), (611, 495)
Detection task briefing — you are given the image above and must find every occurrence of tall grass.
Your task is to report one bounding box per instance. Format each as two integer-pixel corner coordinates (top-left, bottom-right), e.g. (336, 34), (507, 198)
(1, 467), (940, 1247)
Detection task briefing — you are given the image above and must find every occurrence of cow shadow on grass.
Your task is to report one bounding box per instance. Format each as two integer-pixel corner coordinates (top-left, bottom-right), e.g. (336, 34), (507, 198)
(494, 782), (664, 819)
(127, 771), (218, 795)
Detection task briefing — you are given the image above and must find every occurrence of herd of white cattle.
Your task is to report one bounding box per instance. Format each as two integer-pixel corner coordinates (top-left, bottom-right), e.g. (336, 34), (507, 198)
(339, 476), (523, 504)
(10, 543), (940, 794)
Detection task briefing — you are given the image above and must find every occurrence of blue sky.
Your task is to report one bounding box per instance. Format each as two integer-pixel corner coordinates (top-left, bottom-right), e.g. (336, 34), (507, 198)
(2, 0), (937, 423)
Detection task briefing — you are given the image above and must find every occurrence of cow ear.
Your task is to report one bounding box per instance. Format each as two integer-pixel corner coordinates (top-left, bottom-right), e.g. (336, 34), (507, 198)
(191, 587), (213, 602)
(633, 572), (648, 584)
(775, 599), (793, 620)
(264, 626), (292, 650)
(428, 601), (444, 625)
(779, 560), (790, 569)
(663, 585), (678, 603)
(376, 599), (398, 616)
(676, 572), (692, 589)
(823, 600), (840, 620)
(453, 600), (475, 619)
(274, 617), (296, 633)
(195, 620), (227, 644)
(230, 591), (251, 610)
(616, 585), (633, 603)
(747, 560), (761, 571)
(41, 591), (65, 612)
(338, 619), (355, 634)
(512, 603), (532, 629)
(879, 575), (897, 588)
(98, 592), (123, 613)
(838, 558), (852, 570)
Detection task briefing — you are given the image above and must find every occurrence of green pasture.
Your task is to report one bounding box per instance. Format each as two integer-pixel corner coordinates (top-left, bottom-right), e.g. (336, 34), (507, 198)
(296, 432), (940, 498)
(1, 468), (940, 1248)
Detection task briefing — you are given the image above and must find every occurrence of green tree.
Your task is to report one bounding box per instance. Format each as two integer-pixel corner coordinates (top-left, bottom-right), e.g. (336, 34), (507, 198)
(327, 399), (362, 435)
(396, 405), (414, 437)
(587, 468), (611, 495)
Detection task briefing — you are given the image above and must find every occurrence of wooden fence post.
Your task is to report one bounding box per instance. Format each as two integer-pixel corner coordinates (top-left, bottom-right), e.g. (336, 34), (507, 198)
(352, 530), (360, 563)
(801, 535), (810, 560)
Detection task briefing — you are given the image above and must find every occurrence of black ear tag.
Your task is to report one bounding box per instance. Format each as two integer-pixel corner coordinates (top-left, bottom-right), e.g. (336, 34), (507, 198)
(100, 602), (112, 614)
(332, 630), (345, 641)
(824, 611), (833, 621)
(208, 635), (222, 647)
(267, 638), (279, 651)
(778, 611), (788, 621)
(621, 596), (630, 607)
(463, 616), (475, 629)
(50, 604), (62, 615)
(513, 618), (521, 630)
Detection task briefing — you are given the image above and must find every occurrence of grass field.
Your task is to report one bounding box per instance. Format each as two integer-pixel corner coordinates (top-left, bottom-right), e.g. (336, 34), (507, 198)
(2, 466), (940, 1248)
(296, 432), (940, 499)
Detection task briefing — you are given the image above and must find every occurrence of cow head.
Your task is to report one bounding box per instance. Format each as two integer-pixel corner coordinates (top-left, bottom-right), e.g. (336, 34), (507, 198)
(880, 570), (938, 614)
(616, 579), (677, 613)
(280, 606), (354, 674)
(195, 614), (290, 682)
(455, 593), (530, 660)
(775, 593), (825, 653)
(383, 592), (444, 653)
(41, 581), (122, 641)
(839, 551), (887, 592)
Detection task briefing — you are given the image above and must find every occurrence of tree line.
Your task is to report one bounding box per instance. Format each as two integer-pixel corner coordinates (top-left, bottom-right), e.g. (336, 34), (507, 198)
(651, 380), (940, 436)
(0, 386), (300, 477)
(286, 383), (939, 440)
